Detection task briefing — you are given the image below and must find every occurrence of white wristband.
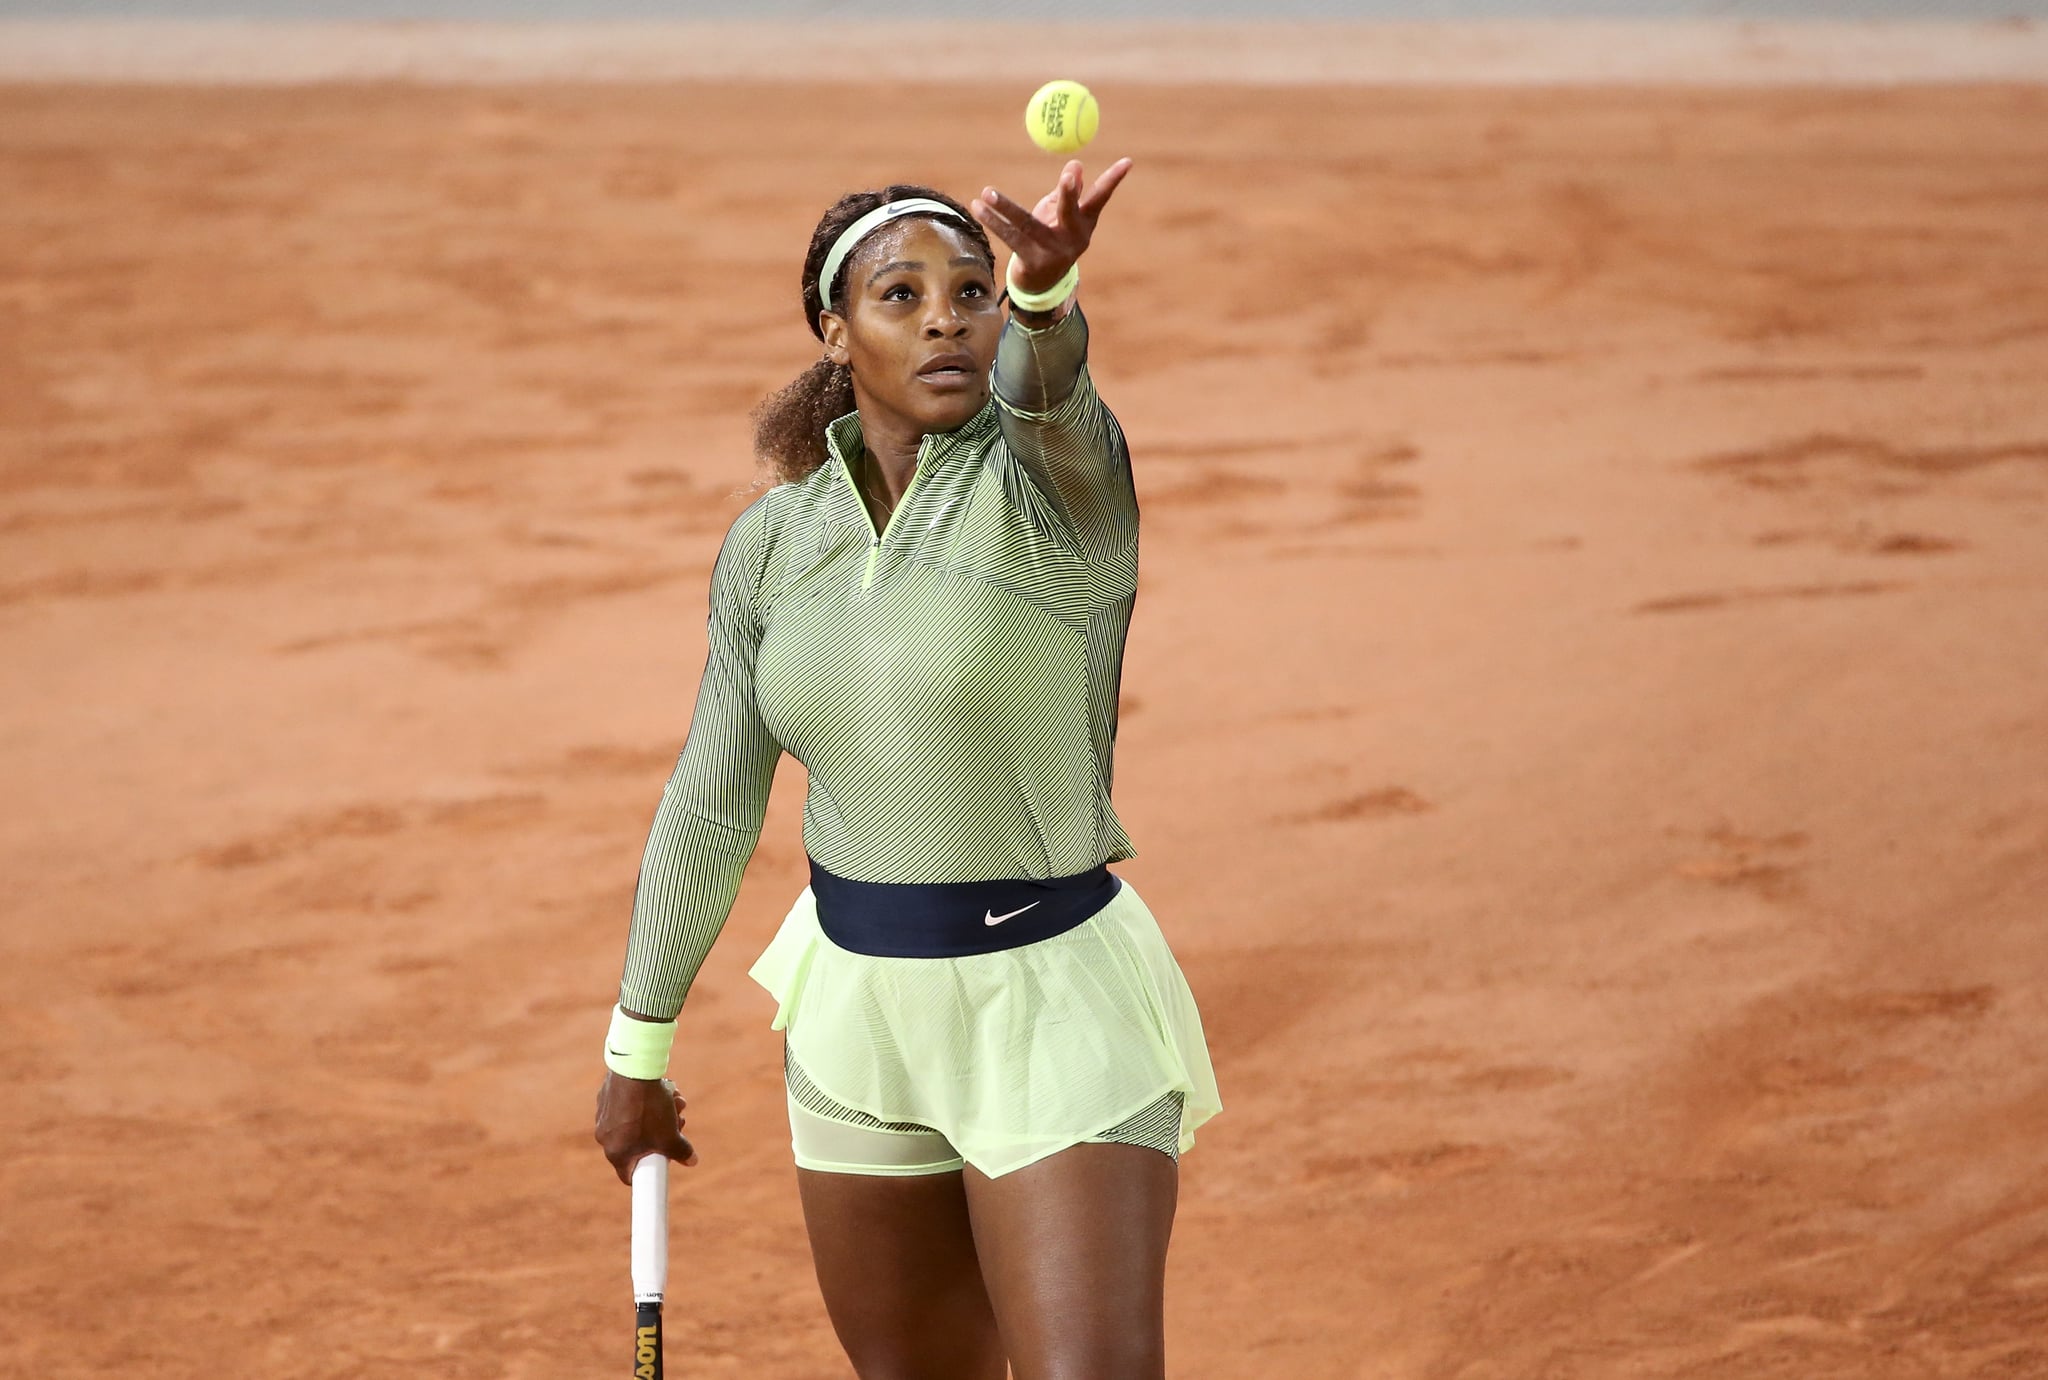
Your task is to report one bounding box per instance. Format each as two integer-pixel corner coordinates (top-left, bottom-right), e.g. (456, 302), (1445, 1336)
(604, 1004), (676, 1080)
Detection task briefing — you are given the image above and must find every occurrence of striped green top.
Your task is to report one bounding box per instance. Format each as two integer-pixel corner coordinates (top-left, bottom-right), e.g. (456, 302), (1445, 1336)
(618, 305), (1139, 1018)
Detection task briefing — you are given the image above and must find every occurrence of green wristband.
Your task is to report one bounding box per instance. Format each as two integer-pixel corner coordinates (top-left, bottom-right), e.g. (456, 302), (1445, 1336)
(604, 1004), (676, 1080)
(1006, 258), (1080, 313)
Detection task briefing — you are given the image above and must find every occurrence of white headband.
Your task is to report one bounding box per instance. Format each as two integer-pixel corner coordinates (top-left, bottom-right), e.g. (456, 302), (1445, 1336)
(816, 197), (970, 311)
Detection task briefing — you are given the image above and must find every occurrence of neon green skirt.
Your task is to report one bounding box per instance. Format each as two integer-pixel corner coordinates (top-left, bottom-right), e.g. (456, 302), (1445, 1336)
(747, 873), (1222, 1179)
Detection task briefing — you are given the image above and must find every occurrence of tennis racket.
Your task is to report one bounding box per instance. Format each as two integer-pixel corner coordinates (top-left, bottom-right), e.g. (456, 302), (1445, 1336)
(631, 1152), (669, 1380)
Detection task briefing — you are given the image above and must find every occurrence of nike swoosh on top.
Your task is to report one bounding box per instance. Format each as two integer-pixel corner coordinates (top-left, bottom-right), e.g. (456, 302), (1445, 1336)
(984, 901), (1042, 926)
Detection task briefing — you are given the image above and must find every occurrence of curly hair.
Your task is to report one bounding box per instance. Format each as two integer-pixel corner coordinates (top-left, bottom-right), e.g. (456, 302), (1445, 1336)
(750, 185), (995, 487)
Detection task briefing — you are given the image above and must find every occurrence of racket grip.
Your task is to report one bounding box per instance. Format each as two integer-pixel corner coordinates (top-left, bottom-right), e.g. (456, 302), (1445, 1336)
(631, 1154), (669, 1304)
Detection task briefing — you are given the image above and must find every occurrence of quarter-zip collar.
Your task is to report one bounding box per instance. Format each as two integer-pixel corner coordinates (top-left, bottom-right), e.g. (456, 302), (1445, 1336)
(824, 400), (1000, 540)
(825, 400), (999, 591)
(823, 397), (999, 505)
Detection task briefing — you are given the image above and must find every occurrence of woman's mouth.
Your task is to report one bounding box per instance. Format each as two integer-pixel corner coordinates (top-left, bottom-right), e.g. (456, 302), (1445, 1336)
(917, 353), (980, 388)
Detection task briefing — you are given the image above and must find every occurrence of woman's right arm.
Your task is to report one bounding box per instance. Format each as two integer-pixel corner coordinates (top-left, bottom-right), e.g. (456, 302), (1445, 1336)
(972, 159), (1137, 561)
(597, 504), (782, 1182)
(618, 505), (782, 1018)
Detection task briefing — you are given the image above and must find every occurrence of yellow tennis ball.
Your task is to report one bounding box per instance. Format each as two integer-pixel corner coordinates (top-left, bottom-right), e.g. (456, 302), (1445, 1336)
(1025, 80), (1098, 155)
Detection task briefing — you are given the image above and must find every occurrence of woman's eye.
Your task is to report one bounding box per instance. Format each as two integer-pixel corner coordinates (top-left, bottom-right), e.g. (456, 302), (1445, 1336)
(882, 284), (914, 301)
(962, 282), (989, 298)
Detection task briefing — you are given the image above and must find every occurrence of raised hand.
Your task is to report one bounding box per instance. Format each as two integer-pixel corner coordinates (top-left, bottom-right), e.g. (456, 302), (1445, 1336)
(971, 157), (1134, 299)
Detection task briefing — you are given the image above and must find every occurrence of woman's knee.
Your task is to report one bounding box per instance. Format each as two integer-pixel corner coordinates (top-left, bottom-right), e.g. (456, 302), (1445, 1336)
(840, 1331), (1007, 1380)
(1008, 1327), (1164, 1380)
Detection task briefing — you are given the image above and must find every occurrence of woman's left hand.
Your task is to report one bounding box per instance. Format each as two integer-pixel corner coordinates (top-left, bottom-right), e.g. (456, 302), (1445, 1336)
(971, 157), (1134, 299)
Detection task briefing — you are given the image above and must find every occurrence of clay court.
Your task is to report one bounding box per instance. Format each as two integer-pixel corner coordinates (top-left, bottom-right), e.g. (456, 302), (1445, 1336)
(4, 33), (2048, 1378)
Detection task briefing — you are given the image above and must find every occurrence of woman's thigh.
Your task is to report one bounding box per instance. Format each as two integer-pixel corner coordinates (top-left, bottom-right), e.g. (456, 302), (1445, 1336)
(963, 1141), (1179, 1380)
(796, 1165), (1007, 1380)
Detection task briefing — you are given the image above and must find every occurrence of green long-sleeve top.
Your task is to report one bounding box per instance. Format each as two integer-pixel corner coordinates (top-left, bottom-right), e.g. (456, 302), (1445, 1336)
(617, 305), (1139, 1019)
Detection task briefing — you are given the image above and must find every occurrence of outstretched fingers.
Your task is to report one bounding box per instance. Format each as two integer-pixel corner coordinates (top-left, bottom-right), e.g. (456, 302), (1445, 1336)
(983, 158), (1132, 237)
(1054, 161), (1085, 226)
(971, 186), (1052, 255)
(975, 158), (1135, 293)
(1076, 157), (1133, 217)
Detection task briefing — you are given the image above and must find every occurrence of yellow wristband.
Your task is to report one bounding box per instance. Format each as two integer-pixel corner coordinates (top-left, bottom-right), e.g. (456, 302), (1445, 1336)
(603, 1004), (676, 1080)
(1006, 258), (1080, 313)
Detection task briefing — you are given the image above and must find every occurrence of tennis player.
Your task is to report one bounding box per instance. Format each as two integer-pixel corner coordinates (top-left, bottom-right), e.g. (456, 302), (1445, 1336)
(594, 156), (1220, 1380)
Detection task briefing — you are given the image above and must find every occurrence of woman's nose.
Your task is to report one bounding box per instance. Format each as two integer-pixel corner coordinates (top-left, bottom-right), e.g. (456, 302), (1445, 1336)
(922, 297), (969, 336)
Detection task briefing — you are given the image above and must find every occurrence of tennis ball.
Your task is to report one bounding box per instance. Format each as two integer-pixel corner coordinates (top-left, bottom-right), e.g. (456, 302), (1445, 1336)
(1025, 80), (1098, 155)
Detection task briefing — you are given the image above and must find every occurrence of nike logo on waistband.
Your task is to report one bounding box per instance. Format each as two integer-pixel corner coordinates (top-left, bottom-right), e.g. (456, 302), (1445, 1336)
(984, 901), (1042, 926)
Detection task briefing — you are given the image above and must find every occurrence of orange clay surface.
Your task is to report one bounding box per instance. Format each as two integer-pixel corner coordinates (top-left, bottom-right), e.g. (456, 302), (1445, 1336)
(4, 81), (2047, 1379)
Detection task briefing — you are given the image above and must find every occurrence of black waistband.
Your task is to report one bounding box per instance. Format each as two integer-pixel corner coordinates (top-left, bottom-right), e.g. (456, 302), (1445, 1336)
(807, 857), (1122, 959)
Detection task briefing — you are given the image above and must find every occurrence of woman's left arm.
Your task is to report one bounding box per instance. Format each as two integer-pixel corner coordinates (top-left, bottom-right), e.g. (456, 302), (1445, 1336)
(972, 160), (1138, 557)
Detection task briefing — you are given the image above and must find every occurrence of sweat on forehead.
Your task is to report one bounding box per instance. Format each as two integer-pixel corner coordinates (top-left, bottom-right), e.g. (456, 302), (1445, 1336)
(847, 223), (987, 287)
(818, 199), (986, 311)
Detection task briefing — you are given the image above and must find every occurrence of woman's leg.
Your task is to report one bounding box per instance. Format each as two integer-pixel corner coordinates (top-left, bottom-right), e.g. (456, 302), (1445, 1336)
(963, 1141), (1179, 1380)
(797, 1166), (1007, 1380)
(786, 1046), (1004, 1380)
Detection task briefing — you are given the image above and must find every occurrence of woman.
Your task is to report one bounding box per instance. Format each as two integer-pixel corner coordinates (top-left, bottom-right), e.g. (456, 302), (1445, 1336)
(594, 156), (1220, 1380)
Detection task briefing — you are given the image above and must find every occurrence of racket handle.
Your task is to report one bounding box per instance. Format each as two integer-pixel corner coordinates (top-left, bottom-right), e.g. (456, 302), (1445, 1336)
(634, 1299), (664, 1380)
(631, 1154), (669, 1303)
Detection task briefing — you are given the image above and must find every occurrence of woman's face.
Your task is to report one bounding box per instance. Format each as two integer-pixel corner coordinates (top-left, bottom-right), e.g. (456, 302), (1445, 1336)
(818, 217), (1002, 439)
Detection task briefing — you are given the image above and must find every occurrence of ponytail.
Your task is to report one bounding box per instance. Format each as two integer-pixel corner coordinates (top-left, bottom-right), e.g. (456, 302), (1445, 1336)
(750, 356), (857, 487)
